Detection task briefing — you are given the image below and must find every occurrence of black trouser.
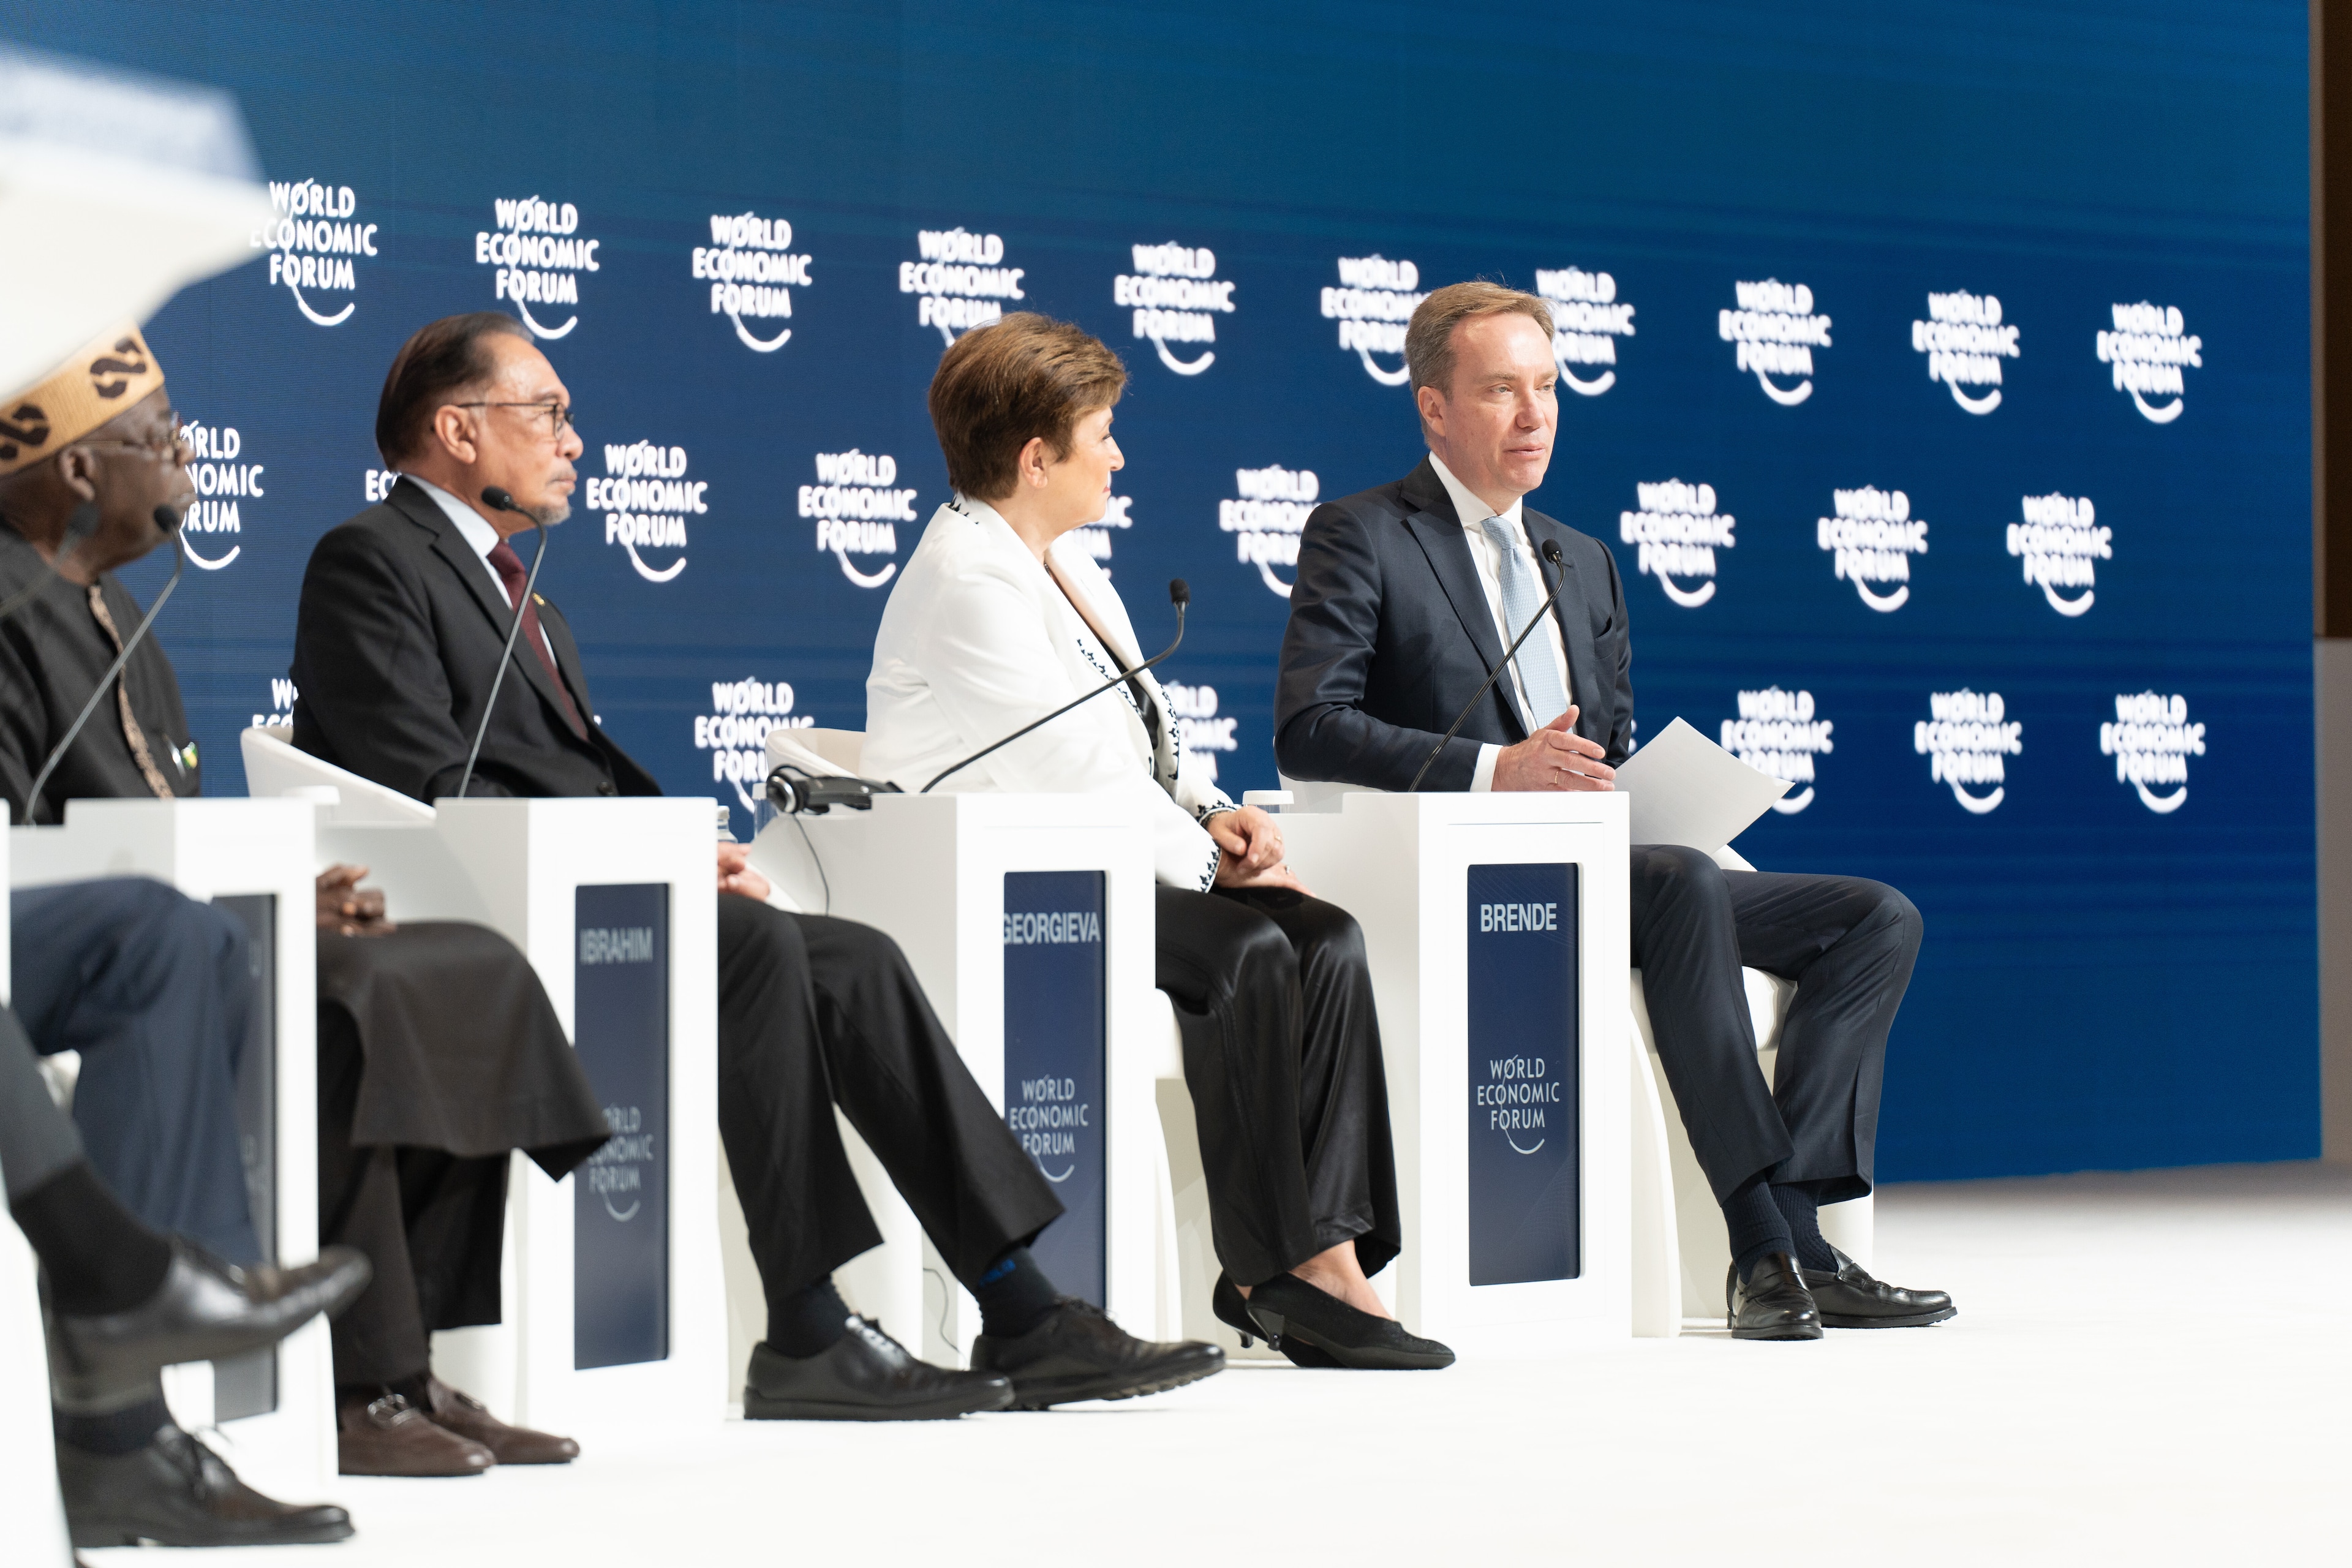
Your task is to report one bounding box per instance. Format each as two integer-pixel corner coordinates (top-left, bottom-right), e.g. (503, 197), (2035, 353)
(715, 895), (1062, 1305)
(1, 1006), (83, 1202)
(1630, 845), (1923, 1207)
(316, 1012), (508, 1387)
(10, 878), (258, 1261)
(1155, 885), (1400, 1288)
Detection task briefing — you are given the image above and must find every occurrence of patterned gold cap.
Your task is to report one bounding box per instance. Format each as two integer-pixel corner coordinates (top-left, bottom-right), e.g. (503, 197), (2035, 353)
(0, 322), (167, 477)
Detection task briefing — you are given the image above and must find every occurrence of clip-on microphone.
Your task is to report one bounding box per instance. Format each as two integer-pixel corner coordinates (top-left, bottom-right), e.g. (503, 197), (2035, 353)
(1405, 538), (1569, 793)
(919, 578), (1191, 794)
(453, 486), (551, 801)
(19, 505), (188, 824)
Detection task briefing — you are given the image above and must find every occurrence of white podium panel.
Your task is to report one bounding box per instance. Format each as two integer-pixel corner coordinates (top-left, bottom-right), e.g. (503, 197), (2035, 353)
(1277, 791), (1632, 1355)
(317, 799), (723, 1436)
(9, 798), (331, 1499)
(747, 792), (1156, 1366)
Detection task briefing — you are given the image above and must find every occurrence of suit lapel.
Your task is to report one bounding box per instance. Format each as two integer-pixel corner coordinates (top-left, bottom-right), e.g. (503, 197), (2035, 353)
(1523, 508), (1599, 737)
(1398, 459), (1523, 742)
(388, 480), (581, 734)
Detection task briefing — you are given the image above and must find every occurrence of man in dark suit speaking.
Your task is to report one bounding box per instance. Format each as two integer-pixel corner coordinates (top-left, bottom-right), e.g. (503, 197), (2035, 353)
(290, 313), (1219, 1414)
(1275, 282), (1952, 1339)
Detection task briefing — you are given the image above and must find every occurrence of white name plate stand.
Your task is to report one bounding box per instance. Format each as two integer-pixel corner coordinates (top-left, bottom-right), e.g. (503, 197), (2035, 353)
(317, 798), (722, 1437)
(1277, 790), (1632, 1354)
(747, 791), (1155, 1366)
(9, 798), (331, 1498)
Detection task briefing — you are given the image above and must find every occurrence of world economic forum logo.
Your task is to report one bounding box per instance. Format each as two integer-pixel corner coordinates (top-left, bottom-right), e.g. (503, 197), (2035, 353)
(902, 228), (1024, 345)
(586, 441), (702, 582)
(1535, 267), (1635, 396)
(1220, 464), (1317, 597)
(475, 196), (600, 339)
(1915, 688), (2020, 814)
(693, 211), (812, 352)
(1721, 688), (1830, 813)
(250, 179), (375, 327)
(1721, 279), (1830, 404)
(1817, 486), (1926, 611)
(1321, 256), (1423, 385)
(2100, 692), (2203, 814)
(1115, 243), (1234, 375)
(1620, 480), (1732, 608)
(2097, 303), (2201, 423)
(1163, 680), (1237, 783)
(2007, 492), (2108, 617)
(694, 677), (812, 818)
(175, 415), (262, 571)
(1910, 290), (2018, 413)
(799, 450), (915, 589)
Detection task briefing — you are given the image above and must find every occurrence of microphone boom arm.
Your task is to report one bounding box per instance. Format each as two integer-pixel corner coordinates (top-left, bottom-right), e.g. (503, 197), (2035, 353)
(1404, 540), (1568, 794)
(20, 530), (187, 824)
(454, 489), (552, 801)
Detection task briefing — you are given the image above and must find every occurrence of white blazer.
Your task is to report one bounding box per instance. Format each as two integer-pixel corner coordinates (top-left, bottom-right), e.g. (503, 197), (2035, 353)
(863, 497), (1234, 889)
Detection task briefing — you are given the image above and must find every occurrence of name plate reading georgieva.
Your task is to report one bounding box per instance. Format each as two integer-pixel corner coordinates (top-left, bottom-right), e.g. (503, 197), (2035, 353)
(1466, 863), (1580, 1286)
(573, 884), (671, 1370)
(1002, 870), (1108, 1306)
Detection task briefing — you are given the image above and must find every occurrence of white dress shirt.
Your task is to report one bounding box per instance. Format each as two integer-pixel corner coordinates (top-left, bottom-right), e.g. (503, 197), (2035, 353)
(1427, 451), (1574, 792)
(404, 475), (558, 666)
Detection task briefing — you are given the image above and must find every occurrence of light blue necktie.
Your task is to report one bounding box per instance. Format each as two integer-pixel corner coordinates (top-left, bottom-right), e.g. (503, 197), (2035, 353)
(1477, 514), (1570, 726)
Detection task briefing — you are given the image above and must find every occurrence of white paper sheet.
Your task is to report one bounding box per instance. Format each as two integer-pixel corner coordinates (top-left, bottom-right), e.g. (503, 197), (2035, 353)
(1612, 715), (1790, 850)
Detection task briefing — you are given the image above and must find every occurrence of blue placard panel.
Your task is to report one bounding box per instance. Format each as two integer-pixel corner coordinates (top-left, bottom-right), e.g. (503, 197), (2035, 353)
(572, 883), (670, 1370)
(1002, 870), (1108, 1306)
(1466, 863), (1580, 1286)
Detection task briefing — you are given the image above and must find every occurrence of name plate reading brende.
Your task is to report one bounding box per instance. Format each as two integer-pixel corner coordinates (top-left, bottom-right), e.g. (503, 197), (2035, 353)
(1466, 863), (1580, 1286)
(573, 884), (671, 1369)
(1001, 871), (1107, 1306)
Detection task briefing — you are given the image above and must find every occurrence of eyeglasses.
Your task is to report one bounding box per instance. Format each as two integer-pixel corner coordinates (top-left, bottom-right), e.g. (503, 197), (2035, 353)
(449, 401), (578, 437)
(74, 420), (193, 466)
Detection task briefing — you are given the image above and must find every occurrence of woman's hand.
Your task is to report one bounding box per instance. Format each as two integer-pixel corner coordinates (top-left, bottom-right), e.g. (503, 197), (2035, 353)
(718, 842), (773, 902)
(316, 864), (395, 937)
(1208, 807), (1308, 894)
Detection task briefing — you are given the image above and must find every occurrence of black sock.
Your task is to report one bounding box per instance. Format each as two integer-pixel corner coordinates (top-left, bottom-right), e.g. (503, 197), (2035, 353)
(1772, 1183), (1838, 1273)
(1722, 1175), (1794, 1283)
(766, 1277), (851, 1359)
(55, 1395), (173, 1457)
(972, 1246), (1058, 1340)
(10, 1161), (173, 1315)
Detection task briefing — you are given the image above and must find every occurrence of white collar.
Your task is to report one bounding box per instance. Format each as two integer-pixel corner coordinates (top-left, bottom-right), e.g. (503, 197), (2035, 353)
(1428, 450), (1525, 534)
(404, 473), (503, 563)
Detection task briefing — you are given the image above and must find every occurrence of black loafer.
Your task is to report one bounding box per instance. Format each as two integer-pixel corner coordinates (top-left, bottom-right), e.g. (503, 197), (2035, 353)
(47, 1238), (371, 1409)
(1726, 1253), (1823, 1341)
(1211, 1272), (1338, 1367)
(1801, 1246), (1956, 1329)
(59, 1420), (354, 1548)
(744, 1318), (1013, 1420)
(1242, 1272), (1455, 1370)
(970, 1297), (1224, 1408)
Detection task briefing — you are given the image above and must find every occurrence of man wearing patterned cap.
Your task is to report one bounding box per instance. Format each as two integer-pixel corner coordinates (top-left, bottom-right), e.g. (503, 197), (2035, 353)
(0, 325), (617, 1544)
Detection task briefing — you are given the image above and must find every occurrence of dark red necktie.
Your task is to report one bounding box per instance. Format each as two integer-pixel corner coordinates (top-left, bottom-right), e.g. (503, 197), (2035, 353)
(485, 540), (587, 738)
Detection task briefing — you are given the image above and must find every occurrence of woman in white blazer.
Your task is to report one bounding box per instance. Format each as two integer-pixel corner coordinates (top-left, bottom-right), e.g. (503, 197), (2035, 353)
(863, 315), (1450, 1370)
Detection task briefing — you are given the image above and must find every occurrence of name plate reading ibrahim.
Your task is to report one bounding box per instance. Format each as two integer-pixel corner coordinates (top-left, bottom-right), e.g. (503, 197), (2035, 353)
(1001, 871), (1107, 1306)
(1466, 864), (1581, 1286)
(573, 884), (671, 1370)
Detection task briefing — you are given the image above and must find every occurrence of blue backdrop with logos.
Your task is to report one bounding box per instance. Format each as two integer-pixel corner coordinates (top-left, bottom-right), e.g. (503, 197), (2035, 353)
(2, 1), (2315, 1181)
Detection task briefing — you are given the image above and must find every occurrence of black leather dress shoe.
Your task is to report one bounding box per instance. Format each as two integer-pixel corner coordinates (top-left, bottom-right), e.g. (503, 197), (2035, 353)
(1801, 1246), (1956, 1329)
(59, 1420), (354, 1547)
(1242, 1272), (1456, 1370)
(47, 1239), (371, 1408)
(1212, 1272), (1338, 1367)
(1726, 1253), (1823, 1340)
(970, 1297), (1224, 1408)
(744, 1318), (1014, 1420)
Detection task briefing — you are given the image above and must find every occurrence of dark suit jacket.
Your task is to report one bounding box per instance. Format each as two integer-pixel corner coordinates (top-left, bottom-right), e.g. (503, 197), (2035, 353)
(289, 478), (661, 802)
(1273, 457), (1633, 792)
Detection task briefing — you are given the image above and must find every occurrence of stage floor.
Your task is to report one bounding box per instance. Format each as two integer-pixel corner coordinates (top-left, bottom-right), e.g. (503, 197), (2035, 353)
(90, 1161), (2348, 1567)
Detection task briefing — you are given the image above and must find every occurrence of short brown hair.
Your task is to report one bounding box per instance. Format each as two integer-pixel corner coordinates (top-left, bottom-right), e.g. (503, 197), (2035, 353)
(927, 313), (1126, 501)
(1405, 282), (1555, 398)
(375, 312), (531, 464)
